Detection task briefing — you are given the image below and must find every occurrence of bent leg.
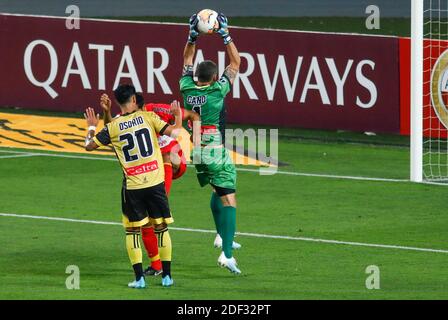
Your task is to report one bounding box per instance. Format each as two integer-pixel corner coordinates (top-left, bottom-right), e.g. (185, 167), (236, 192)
(141, 222), (162, 272)
(162, 153), (173, 196)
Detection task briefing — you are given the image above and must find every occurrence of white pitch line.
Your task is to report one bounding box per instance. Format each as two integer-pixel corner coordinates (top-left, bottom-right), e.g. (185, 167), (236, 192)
(0, 153), (36, 159)
(235, 167), (408, 182)
(1, 212), (447, 254)
(0, 149), (117, 161)
(0, 149), (409, 183)
(421, 181), (448, 186)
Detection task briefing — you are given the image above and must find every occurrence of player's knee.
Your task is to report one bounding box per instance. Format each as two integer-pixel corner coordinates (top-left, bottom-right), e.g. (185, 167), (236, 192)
(220, 193), (236, 207)
(172, 161), (180, 173)
(169, 149), (181, 166)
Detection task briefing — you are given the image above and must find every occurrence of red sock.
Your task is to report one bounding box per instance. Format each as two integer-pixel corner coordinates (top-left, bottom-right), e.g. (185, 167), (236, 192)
(164, 163), (173, 196)
(141, 226), (162, 271)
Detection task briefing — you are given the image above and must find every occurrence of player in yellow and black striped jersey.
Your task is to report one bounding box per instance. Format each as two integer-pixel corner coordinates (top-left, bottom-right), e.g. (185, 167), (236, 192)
(94, 109), (168, 191)
(83, 84), (183, 288)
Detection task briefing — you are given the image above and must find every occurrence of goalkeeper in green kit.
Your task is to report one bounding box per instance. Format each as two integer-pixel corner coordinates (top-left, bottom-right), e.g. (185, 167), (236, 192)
(180, 12), (242, 274)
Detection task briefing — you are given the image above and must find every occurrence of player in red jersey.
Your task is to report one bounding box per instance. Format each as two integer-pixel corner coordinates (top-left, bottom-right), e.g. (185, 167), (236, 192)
(140, 99), (188, 195)
(100, 92), (200, 276)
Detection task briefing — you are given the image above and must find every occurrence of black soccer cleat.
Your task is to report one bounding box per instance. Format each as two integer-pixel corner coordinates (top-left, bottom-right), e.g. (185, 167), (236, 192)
(144, 266), (163, 276)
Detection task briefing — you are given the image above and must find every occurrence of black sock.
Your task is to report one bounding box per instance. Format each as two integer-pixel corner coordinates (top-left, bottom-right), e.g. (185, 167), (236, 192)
(133, 263), (144, 281)
(162, 261), (171, 278)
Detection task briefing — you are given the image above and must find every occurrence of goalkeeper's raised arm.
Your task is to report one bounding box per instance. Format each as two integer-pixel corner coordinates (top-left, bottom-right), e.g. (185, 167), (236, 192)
(216, 13), (240, 85)
(182, 14), (199, 75)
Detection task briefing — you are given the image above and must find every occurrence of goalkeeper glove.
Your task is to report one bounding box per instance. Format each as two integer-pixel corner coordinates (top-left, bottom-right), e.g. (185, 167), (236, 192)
(188, 14), (200, 44)
(215, 13), (233, 45)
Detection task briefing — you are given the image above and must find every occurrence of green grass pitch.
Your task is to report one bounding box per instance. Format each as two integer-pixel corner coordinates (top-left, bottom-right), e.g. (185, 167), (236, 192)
(0, 12), (444, 301)
(1, 130), (447, 300)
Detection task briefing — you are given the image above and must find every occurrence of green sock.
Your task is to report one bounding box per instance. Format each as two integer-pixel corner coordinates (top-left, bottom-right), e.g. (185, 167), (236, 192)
(210, 192), (223, 236)
(221, 206), (236, 259)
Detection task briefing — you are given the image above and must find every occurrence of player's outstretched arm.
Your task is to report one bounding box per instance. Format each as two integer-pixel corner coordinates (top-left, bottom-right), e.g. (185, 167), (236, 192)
(84, 107), (100, 151)
(183, 14), (199, 70)
(183, 43), (195, 68)
(182, 108), (200, 122)
(223, 42), (240, 85)
(162, 100), (184, 138)
(100, 93), (113, 125)
(216, 13), (240, 84)
(183, 109), (202, 148)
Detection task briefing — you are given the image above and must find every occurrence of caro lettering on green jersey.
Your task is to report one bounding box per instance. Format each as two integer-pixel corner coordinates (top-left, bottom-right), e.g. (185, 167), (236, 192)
(179, 75), (231, 145)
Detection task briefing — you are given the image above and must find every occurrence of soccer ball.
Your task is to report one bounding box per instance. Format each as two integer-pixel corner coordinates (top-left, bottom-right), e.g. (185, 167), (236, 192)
(196, 9), (219, 34)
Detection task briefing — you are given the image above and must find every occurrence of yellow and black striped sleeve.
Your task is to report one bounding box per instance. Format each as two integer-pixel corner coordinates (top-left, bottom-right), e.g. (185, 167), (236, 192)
(93, 126), (111, 147)
(145, 112), (169, 135)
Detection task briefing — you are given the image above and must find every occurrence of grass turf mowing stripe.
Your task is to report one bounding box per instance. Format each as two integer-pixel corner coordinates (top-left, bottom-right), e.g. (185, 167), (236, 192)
(0, 148), (410, 183)
(1, 212), (448, 254)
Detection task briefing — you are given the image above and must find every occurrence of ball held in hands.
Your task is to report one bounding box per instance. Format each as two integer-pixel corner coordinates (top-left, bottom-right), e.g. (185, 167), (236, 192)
(196, 9), (219, 35)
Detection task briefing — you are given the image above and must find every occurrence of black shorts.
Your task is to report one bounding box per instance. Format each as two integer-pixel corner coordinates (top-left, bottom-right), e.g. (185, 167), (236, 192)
(121, 182), (173, 228)
(212, 184), (236, 196)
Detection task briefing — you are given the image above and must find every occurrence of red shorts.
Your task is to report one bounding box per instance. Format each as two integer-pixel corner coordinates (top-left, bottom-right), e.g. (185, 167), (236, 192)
(161, 140), (187, 180)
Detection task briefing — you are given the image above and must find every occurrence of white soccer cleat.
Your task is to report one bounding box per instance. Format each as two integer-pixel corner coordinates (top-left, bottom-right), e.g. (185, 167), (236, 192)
(214, 234), (222, 248)
(217, 252), (241, 274)
(213, 234), (242, 250)
(128, 277), (146, 289)
(217, 251), (226, 265)
(232, 241), (242, 250)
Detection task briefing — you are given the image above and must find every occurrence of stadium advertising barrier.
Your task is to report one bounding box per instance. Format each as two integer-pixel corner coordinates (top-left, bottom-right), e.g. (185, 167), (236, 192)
(0, 14), (401, 133)
(399, 37), (448, 138)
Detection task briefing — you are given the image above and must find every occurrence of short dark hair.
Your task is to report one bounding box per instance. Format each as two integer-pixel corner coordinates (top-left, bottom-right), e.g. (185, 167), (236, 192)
(114, 84), (136, 105)
(196, 60), (218, 83)
(135, 93), (145, 109)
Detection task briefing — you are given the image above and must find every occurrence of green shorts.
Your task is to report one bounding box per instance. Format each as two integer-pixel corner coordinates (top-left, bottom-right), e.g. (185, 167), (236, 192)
(194, 146), (236, 191)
